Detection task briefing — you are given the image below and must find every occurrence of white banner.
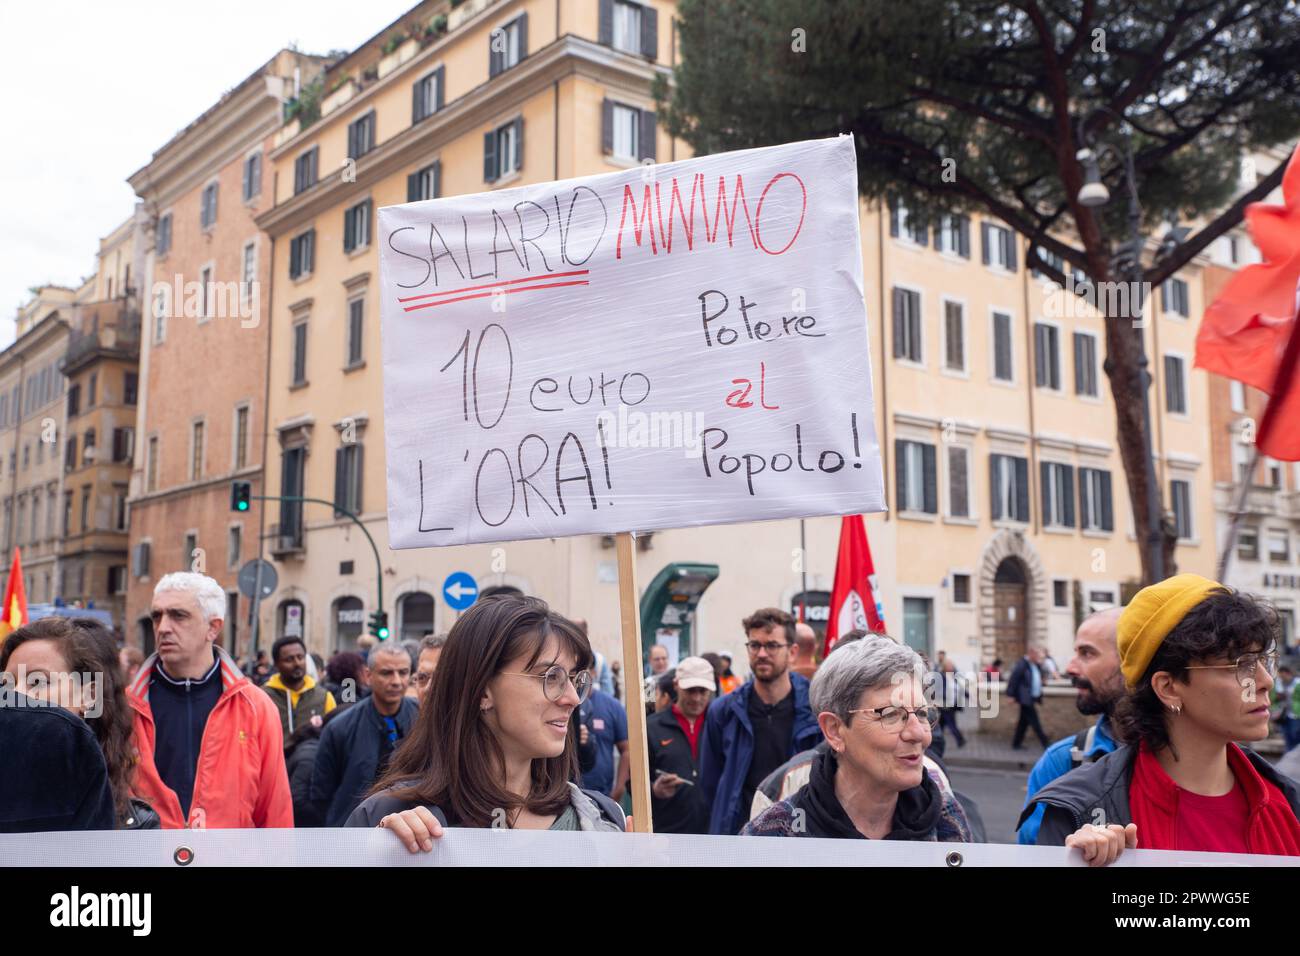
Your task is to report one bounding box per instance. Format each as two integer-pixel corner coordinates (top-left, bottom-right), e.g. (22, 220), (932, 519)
(4, 829), (1294, 867)
(379, 136), (885, 548)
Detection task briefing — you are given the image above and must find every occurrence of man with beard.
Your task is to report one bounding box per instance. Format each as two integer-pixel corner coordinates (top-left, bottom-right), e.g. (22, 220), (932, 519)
(699, 608), (821, 834)
(262, 636), (336, 746)
(1017, 607), (1123, 844)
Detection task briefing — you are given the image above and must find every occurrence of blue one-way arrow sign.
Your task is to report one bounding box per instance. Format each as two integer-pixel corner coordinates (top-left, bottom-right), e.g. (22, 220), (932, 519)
(443, 571), (479, 611)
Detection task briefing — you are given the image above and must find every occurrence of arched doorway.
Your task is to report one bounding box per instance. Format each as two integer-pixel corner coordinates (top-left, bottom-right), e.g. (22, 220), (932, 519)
(332, 596), (365, 653)
(398, 591), (435, 640)
(993, 557), (1028, 665)
(278, 599), (305, 642)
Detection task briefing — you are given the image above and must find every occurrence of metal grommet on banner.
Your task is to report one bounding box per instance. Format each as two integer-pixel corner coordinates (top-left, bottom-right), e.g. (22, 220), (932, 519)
(173, 845), (195, 866)
(945, 851), (964, 867)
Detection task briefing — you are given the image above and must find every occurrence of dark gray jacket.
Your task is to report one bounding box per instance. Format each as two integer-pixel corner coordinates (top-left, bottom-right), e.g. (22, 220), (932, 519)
(310, 697), (418, 827)
(345, 781), (625, 831)
(1019, 742), (1300, 845)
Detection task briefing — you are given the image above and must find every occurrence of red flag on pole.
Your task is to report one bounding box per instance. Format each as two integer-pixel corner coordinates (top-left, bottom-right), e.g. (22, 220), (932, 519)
(1196, 146), (1300, 459)
(823, 515), (885, 658)
(0, 546), (29, 639)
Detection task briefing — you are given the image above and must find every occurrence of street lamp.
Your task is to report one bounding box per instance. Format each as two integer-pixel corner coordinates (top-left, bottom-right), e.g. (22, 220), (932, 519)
(1075, 109), (1167, 584)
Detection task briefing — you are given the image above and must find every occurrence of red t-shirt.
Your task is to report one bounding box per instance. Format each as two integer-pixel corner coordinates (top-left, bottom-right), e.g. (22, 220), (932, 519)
(1173, 784), (1250, 854)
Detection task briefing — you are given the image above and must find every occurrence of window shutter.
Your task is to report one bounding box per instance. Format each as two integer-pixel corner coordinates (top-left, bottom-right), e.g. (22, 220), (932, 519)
(407, 171), (420, 203)
(892, 288), (905, 358)
(513, 116), (524, 171)
(1062, 466), (1075, 527)
(598, 0), (615, 45)
(889, 197), (900, 238)
(242, 158), (250, 199)
(1034, 325), (1047, 386)
(252, 154), (261, 196)
(435, 66), (445, 111)
(948, 446), (968, 517)
(1079, 469), (1092, 529)
(1040, 461), (1051, 523)
(489, 33), (501, 77)
(1160, 281), (1169, 311)
(334, 448), (346, 516)
(922, 443), (937, 514)
(1014, 457), (1029, 521)
(642, 4), (658, 58)
(1073, 333), (1085, 394)
(915, 219), (928, 247)
(305, 230), (314, 273)
(433, 160), (441, 199)
(895, 440), (909, 511)
(958, 215), (970, 258)
(484, 130), (498, 182)
(1005, 229), (1018, 271)
(1100, 471), (1114, 531)
(347, 121), (356, 160)
(517, 13), (528, 59)
(412, 79), (422, 124)
(980, 222), (991, 264)
(602, 98), (614, 154)
(989, 455), (1002, 520)
(344, 206), (356, 253)
(640, 110), (657, 162)
(354, 444), (365, 514)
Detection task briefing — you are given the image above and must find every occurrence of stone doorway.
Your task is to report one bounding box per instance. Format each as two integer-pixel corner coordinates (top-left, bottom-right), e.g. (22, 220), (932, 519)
(992, 558), (1028, 666)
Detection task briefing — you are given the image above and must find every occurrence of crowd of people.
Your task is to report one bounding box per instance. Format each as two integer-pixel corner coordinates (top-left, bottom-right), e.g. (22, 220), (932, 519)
(2, 568), (1298, 866)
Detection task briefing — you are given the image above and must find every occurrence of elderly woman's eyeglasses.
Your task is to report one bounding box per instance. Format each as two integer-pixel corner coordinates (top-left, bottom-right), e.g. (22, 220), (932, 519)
(501, 664), (592, 703)
(847, 705), (941, 732)
(1184, 652), (1278, 687)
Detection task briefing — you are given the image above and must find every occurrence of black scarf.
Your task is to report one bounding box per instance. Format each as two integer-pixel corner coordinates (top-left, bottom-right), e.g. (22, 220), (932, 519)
(790, 748), (941, 840)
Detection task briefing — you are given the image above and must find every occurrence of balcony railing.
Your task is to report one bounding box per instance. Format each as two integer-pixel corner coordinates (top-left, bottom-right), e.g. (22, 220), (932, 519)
(65, 303), (142, 369)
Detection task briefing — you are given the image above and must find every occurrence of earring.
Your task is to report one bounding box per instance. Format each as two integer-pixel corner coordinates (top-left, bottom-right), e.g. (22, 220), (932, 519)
(1169, 704), (1181, 715)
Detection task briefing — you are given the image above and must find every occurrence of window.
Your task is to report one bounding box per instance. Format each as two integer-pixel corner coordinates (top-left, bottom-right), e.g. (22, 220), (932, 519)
(407, 161), (441, 202)
(228, 525), (242, 570)
(601, 0), (658, 58)
(67, 384), (80, 417)
(1030, 245), (1066, 281)
(1237, 526), (1260, 561)
(952, 573), (971, 605)
(489, 14), (527, 75)
(347, 298), (365, 367)
(1268, 457), (1284, 489)
(87, 373), (97, 408)
(1170, 479), (1193, 540)
(1053, 580), (1070, 608)
(112, 427), (134, 463)
(942, 300), (965, 372)
(989, 453), (1029, 522)
(991, 311), (1014, 381)
(65, 435), (77, 472)
(82, 429), (96, 467)
(199, 266), (213, 320)
(346, 110), (376, 160)
(1161, 278), (1190, 318)
(114, 486), (127, 531)
(1040, 461), (1076, 528)
(894, 439), (937, 514)
(80, 485), (91, 532)
(602, 100), (657, 163)
(1164, 355), (1187, 414)
(982, 222), (1017, 270)
(484, 118), (524, 182)
(1073, 332), (1099, 397)
(153, 288), (167, 344)
(156, 213), (173, 257)
(936, 214), (970, 257)
(45, 483), (56, 538)
(146, 437), (159, 492)
(124, 372), (138, 405)
(613, 0), (642, 52)
(132, 541), (151, 578)
(242, 151), (262, 201)
(946, 445), (970, 518)
(1079, 467), (1114, 531)
(901, 597), (934, 655)
(1034, 323), (1061, 389)
(234, 405), (250, 470)
(242, 242), (256, 309)
(30, 490), (40, 543)
(22, 443), (29, 469)
(289, 229), (315, 279)
(294, 147), (319, 195)
(412, 68), (445, 123)
(292, 321), (309, 386)
(61, 492), (72, 536)
(200, 181), (219, 229)
(183, 533), (198, 568)
(889, 197), (928, 245)
(280, 447), (306, 548)
(1229, 380), (1246, 412)
(108, 566), (127, 596)
(343, 200), (371, 253)
(1268, 529), (1290, 564)
(190, 420), (204, 481)
(334, 443), (365, 516)
(892, 288), (922, 363)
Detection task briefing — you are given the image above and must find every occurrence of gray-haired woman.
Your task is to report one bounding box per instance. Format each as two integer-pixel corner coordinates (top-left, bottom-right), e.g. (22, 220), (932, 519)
(743, 635), (973, 841)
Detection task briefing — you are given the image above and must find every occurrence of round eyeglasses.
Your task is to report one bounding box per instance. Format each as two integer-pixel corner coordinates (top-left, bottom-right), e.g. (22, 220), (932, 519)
(1184, 651), (1278, 688)
(501, 664), (592, 704)
(846, 705), (941, 733)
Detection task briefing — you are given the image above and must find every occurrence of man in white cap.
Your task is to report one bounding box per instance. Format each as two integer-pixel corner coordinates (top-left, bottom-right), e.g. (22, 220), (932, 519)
(645, 656), (715, 833)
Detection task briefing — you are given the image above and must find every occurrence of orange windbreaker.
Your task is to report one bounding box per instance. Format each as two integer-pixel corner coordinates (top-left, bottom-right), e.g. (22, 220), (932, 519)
(128, 647), (294, 829)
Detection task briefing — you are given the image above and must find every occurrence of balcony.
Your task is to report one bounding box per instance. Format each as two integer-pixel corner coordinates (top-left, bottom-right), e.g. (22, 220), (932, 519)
(268, 523), (305, 558)
(65, 302), (141, 373)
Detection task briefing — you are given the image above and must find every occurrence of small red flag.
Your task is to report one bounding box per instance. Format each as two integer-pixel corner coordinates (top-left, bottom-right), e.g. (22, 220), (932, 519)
(0, 546), (29, 638)
(823, 515), (885, 658)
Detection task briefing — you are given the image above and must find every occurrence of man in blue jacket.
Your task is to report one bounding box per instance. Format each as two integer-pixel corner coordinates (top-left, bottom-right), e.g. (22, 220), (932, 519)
(699, 608), (821, 835)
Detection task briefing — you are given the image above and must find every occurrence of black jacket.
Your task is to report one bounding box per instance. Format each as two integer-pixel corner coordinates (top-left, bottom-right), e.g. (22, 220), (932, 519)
(287, 736), (323, 827)
(0, 696), (115, 832)
(1005, 657), (1042, 707)
(311, 697), (418, 827)
(1019, 742), (1300, 845)
(645, 707), (710, 834)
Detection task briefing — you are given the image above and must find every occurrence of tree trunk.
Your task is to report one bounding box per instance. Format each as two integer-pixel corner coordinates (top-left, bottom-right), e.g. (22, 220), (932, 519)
(1099, 274), (1180, 586)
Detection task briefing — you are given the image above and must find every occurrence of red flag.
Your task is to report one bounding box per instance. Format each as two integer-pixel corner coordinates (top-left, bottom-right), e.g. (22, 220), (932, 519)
(1195, 147), (1300, 394)
(1257, 304), (1300, 461)
(823, 515), (885, 658)
(0, 546), (29, 639)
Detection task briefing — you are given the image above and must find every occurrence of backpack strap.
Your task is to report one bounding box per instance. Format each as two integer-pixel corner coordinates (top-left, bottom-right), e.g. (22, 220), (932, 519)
(1068, 723), (1101, 767)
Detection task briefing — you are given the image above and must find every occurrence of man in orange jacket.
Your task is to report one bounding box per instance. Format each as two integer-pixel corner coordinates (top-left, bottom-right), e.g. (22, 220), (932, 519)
(128, 571), (293, 829)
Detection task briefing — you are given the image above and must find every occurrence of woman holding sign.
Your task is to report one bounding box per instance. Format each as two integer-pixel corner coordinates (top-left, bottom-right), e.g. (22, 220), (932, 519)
(348, 594), (626, 847)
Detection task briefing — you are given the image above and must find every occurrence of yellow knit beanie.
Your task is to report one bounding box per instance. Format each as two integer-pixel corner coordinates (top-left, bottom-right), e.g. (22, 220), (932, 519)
(1117, 573), (1224, 689)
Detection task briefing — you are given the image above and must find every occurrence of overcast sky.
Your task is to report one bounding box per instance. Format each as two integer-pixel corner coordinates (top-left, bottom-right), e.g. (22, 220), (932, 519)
(0, 0), (416, 347)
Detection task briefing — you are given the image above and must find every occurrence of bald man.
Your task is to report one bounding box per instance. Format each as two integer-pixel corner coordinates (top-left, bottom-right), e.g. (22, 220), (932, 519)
(791, 623), (818, 681)
(1017, 607), (1124, 845)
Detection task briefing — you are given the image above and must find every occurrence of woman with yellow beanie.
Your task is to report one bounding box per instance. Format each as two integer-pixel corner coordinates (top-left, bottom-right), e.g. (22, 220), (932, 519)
(1019, 574), (1300, 864)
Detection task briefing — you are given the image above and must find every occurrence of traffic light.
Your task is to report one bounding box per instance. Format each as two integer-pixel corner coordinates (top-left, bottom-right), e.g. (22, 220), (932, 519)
(231, 481), (251, 512)
(369, 610), (390, 640)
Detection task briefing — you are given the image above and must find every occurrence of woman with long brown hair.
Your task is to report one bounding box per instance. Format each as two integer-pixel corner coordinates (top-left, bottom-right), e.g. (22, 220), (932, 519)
(1, 617), (159, 828)
(347, 594), (625, 849)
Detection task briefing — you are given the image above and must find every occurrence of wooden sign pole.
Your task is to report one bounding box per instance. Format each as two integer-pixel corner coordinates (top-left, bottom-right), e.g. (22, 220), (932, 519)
(615, 531), (653, 833)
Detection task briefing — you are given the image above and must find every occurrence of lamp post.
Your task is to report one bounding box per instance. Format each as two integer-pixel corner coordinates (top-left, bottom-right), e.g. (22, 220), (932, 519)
(1076, 109), (1167, 584)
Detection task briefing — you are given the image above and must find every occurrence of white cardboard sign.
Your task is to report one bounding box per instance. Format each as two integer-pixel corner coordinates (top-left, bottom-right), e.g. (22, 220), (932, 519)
(379, 136), (884, 547)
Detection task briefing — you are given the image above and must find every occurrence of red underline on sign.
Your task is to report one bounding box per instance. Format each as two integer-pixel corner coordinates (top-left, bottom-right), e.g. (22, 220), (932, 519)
(401, 279), (591, 311)
(397, 269), (591, 303)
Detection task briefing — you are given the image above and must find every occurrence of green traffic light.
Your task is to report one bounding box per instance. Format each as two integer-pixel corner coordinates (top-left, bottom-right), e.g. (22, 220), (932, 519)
(237, 501), (249, 511)
(377, 627), (390, 639)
